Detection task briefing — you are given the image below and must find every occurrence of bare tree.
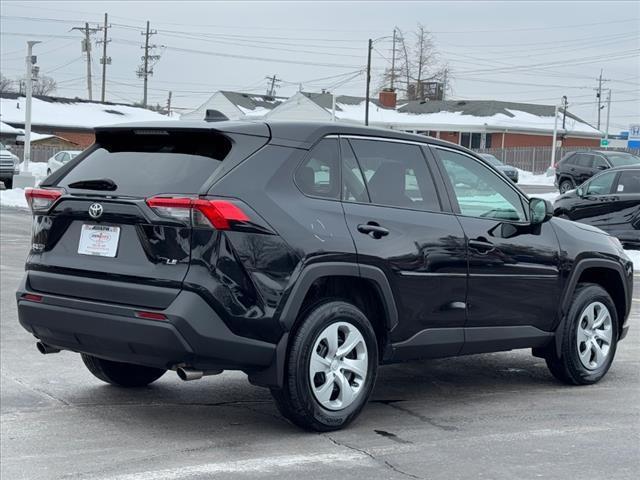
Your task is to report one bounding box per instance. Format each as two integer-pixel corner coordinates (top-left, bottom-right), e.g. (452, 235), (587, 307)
(0, 74), (16, 93)
(379, 24), (447, 100)
(32, 75), (57, 95)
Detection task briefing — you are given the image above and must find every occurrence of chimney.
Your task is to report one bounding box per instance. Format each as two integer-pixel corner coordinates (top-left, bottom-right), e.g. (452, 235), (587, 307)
(378, 88), (397, 109)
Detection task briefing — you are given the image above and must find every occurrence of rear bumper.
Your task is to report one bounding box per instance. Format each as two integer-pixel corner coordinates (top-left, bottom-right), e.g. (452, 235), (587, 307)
(16, 274), (276, 372)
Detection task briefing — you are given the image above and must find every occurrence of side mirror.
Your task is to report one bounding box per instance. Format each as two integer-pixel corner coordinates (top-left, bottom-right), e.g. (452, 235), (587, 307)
(5, 145), (12, 151)
(530, 197), (553, 225)
(576, 187), (584, 197)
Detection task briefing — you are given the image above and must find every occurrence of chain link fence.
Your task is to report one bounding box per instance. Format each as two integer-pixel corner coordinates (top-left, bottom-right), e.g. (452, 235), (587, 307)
(474, 146), (640, 174)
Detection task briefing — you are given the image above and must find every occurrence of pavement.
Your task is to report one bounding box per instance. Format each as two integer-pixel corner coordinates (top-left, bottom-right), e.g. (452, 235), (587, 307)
(1, 206), (638, 480)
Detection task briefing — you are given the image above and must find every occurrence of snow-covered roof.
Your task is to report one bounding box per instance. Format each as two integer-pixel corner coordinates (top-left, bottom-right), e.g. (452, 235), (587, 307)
(271, 92), (602, 137)
(0, 120), (22, 135)
(220, 91), (284, 111)
(0, 94), (172, 130)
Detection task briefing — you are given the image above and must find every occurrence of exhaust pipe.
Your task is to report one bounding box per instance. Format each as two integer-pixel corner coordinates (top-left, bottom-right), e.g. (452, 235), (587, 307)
(36, 341), (60, 354)
(176, 367), (204, 381)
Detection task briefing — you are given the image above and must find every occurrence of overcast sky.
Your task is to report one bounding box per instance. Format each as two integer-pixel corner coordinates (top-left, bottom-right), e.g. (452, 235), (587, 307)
(1, 1), (638, 132)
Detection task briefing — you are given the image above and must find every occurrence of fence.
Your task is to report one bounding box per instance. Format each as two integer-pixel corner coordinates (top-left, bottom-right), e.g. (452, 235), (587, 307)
(474, 146), (640, 174)
(10, 145), (63, 163)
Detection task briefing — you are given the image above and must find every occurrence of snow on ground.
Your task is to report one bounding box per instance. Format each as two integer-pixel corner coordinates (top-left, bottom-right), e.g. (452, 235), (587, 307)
(625, 249), (640, 270)
(0, 162), (49, 209)
(518, 169), (555, 186)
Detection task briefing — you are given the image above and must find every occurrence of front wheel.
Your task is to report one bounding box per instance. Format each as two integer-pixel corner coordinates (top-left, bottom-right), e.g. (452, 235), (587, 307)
(81, 354), (166, 387)
(559, 178), (574, 193)
(271, 300), (378, 431)
(545, 283), (618, 385)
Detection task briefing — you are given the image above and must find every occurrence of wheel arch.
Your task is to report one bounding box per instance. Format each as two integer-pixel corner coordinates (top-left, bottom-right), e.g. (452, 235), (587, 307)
(552, 258), (630, 358)
(248, 262), (398, 388)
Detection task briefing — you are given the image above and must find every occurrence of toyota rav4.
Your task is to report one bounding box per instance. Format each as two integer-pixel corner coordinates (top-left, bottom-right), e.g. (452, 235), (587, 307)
(17, 121), (633, 431)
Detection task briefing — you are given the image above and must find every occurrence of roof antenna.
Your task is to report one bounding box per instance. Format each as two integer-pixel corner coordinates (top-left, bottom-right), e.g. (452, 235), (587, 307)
(204, 109), (229, 122)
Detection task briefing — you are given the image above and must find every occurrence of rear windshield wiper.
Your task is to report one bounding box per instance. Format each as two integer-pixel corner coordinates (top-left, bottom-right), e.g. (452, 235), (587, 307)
(67, 178), (117, 191)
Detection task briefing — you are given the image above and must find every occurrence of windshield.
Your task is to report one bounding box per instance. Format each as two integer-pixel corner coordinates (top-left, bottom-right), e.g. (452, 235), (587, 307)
(479, 154), (502, 166)
(606, 153), (640, 167)
(0, 143), (6, 150)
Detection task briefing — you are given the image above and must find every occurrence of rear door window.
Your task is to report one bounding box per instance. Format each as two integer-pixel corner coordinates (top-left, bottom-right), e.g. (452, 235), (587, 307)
(58, 130), (232, 197)
(348, 138), (441, 211)
(576, 154), (595, 168)
(615, 170), (640, 194)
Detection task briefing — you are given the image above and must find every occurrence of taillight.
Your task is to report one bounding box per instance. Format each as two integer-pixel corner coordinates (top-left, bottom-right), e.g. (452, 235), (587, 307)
(146, 196), (249, 230)
(24, 188), (63, 212)
(135, 310), (167, 321)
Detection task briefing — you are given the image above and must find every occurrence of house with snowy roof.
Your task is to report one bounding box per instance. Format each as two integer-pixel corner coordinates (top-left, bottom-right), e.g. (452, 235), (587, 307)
(0, 93), (172, 148)
(263, 90), (602, 149)
(180, 91), (285, 121)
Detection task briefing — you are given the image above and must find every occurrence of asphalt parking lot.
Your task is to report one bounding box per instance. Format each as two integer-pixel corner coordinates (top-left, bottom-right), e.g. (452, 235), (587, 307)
(1, 206), (638, 480)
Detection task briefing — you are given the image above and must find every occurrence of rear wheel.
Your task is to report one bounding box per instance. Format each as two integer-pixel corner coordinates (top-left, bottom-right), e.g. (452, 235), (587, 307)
(271, 300), (378, 431)
(559, 178), (574, 193)
(81, 354), (166, 387)
(4, 178), (12, 189)
(545, 283), (618, 385)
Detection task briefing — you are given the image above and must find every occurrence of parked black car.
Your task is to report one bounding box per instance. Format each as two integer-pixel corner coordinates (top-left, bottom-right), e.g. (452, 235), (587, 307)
(478, 153), (519, 183)
(555, 150), (640, 194)
(17, 121), (633, 431)
(554, 165), (640, 248)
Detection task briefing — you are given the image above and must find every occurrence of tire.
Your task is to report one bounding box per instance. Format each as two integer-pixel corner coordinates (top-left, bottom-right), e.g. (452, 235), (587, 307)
(271, 300), (378, 431)
(81, 354), (166, 387)
(559, 178), (574, 194)
(545, 283), (619, 385)
(4, 178), (12, 189)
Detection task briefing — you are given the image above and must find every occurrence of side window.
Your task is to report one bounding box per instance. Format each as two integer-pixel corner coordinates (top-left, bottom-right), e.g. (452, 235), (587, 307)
(593, 156), (608, 169)
(348, 139), (441, 211)
(577, 154), (595, 168)
(340, 139), (368, 202)
(438, 149), (526, 222)
(615, 171), (640, 194)
(54, 152), (63, 161)
(294, 138), (340, 199)
(585, 171), (616, 195)
(60, 152), (70, 162)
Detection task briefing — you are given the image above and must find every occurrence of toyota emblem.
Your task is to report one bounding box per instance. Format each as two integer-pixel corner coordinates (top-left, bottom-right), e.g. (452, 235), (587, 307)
(88, 203), (104, 219)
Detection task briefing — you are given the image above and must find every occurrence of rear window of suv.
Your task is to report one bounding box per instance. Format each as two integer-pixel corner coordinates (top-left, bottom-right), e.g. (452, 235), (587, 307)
(58, 130), (232, 197)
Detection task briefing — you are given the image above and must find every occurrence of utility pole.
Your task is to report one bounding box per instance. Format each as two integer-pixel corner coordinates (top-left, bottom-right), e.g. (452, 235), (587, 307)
(72, 22), (100, 100)
(595, 69), (609, 130)
(138, 20), (159, 108)
(97, 13), (111, 102)
(605, 89), (612, 147)
(390, 27), (396, 90)
(550, 102), (559, 170)
(561, 95), (568, 130)
(265, 74), (281, 98)
(442, 68), (448, 100)
(365, 38), (372, 126)
(166, 90), (172, 116)
(14, 40), (41, 188)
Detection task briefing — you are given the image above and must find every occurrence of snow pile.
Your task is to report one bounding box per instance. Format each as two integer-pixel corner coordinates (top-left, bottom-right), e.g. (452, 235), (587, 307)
(518, 169), (555, 186)
(625, 249), (640, 270)
(0, 188), (27, 208)
(0, 96), (172, 129)
(0, 120), (22, 135)
(0, 162), (49, 209)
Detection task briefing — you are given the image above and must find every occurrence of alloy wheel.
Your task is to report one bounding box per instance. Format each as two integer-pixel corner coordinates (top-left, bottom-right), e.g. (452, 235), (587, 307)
(309, 321), (368, 411)
(576, 301), (613, 370)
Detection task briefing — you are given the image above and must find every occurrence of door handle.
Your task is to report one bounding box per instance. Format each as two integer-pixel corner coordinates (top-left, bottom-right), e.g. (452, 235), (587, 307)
(357, 222), (389, 239)
(469, 237), (495, 253)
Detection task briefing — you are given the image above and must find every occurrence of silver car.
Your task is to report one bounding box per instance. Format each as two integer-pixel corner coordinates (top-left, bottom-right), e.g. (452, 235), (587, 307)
(0, 142), (20, 189)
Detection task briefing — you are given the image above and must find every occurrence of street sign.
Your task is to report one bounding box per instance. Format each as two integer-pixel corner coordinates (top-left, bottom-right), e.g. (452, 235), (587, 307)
(600, 139), (609, 147)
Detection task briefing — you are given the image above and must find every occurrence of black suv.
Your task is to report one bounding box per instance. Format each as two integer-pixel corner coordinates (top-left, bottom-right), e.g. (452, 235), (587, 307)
(17, 122), (633, 431)
(555, 150), (640, 193)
